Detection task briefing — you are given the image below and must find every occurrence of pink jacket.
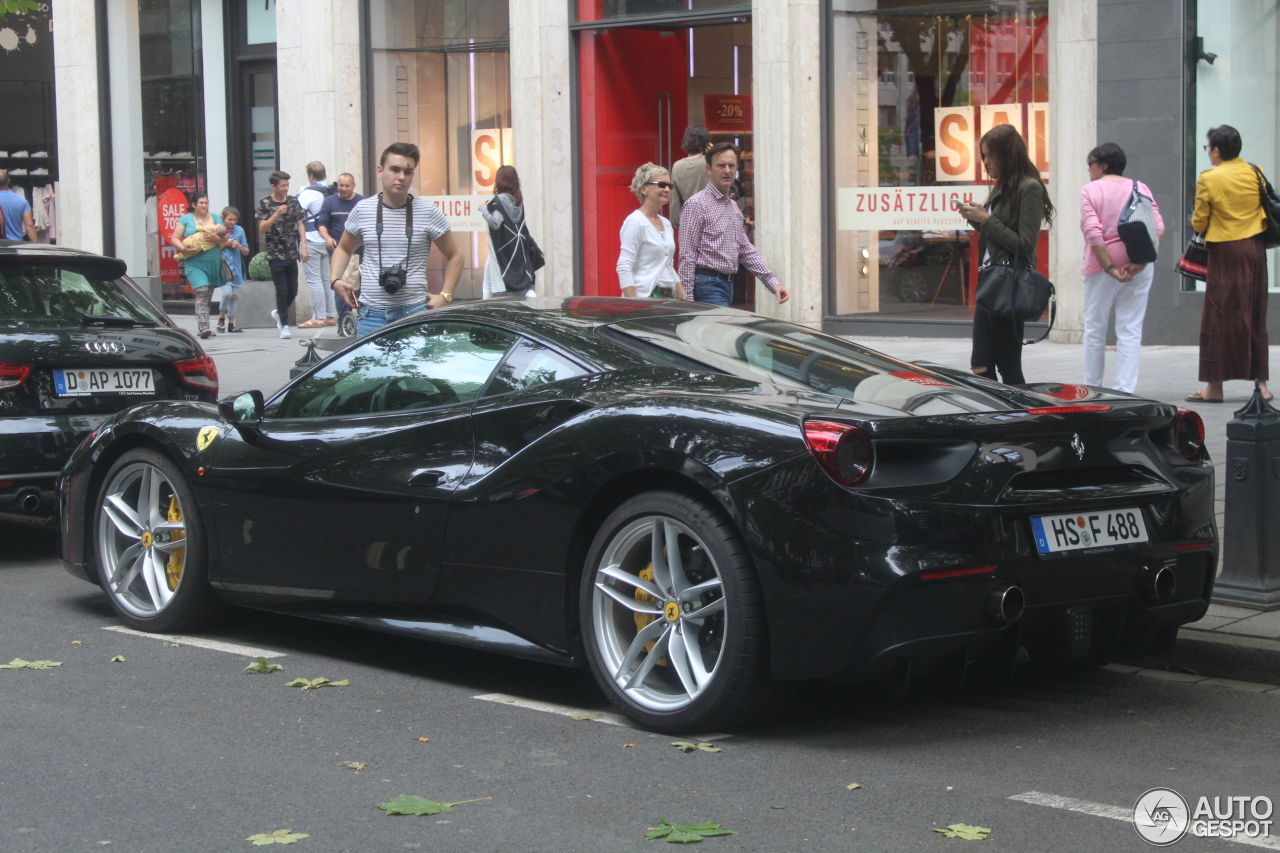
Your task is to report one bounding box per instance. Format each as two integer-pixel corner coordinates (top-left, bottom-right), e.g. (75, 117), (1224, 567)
(1079, 177), (1165, 274)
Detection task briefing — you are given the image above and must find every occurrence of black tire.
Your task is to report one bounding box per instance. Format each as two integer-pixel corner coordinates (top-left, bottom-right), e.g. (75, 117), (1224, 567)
(93, 448), (221, 632)
(579, 491), (783, 733)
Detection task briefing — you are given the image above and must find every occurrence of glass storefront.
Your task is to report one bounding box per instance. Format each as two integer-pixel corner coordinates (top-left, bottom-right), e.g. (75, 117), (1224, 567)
(1193, 0), (1279, 293)
(830, 0), (1049, 322)
(368, 0), (512, 300)
(0, 1), (57, 241)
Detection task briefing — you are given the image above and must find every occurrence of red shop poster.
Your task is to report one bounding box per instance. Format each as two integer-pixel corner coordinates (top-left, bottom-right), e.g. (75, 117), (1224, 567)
(157, 187), (188, 284)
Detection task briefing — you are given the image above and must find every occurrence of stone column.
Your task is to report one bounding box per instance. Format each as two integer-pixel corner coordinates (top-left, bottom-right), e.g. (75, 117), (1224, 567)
(276, 0), (364, 318)
(753, 0), (823, 326)
(106, 1), (147, 278)
(1047, 0), (1097, 343)
(509, 0), (574, 296)
(52, 0), (104, 254)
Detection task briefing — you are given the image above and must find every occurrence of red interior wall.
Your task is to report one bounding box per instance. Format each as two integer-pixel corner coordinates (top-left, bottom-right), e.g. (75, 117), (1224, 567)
(578, 29), (688, 296)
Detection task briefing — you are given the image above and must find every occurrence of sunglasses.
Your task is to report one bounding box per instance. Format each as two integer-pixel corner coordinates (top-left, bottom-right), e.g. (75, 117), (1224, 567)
(646, 181), (673, 189)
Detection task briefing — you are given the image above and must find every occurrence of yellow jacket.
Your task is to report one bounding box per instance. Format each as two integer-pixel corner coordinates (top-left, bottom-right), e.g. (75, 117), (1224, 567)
(1192, 157), (1267, 242)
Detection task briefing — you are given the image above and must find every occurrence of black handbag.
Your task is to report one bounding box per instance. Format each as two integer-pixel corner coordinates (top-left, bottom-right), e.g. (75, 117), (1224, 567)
(1249, 164), (1280, 249)
(522, 222), (545, 272)
(974, 211), (1056, 344)
(1116, 179), (1159, 263)
(1176, 232), (1208, 281)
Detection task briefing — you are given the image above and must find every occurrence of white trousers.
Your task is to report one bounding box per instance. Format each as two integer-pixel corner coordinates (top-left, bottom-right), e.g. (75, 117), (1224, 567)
(1082, 264), (1154, 394)
(302, 242), (334, 319)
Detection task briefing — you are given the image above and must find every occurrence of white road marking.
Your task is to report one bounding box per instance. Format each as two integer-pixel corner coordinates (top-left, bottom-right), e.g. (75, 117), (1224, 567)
(102, 626), (285, 659)
(1010, 792), (1280, 850)
(473, 693), (731, 742)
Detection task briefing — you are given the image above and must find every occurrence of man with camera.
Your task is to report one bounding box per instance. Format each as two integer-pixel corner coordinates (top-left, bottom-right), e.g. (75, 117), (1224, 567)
(330, 142), (463, 336)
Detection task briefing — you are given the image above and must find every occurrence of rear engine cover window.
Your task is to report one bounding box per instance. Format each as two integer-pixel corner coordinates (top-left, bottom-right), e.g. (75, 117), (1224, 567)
(0, 265), (165, 326)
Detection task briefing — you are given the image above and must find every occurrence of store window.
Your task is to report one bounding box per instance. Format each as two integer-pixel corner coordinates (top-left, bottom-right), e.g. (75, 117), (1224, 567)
(0, 2), (57, 242)
(368, 0), (511, 301)
(576, 0), (747, 23)
(830, 1), (1049, 322)
(140, 0), (206, 299)
(1192, 1), (1279, 293)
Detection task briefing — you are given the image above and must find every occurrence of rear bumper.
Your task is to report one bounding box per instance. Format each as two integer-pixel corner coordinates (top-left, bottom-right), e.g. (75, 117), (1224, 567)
(0, 469), (59, 517)
(0, 414), (107, 518)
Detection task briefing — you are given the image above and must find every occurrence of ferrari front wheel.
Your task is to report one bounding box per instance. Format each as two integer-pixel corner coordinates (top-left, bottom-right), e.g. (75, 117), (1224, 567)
(580, 491), (785, 733)
(94, 448), (220, 631)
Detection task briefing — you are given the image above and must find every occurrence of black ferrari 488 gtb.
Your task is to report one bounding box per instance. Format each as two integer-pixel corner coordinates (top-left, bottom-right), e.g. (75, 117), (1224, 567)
(58, 298), (1216, 732)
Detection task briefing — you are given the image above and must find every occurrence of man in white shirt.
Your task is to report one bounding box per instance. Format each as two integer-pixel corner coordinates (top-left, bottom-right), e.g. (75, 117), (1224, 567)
(330, 143), (464, 336)
(297, 161), (336, 327)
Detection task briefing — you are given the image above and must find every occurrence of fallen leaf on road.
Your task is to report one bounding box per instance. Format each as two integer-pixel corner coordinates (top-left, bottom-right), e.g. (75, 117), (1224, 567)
(110, 655), (126, 662)
(337, 761), (369, 774)
(377, 795), (492, 816)
(846, 783), (862, 790)
(671, 741), (721, 753)
(162, 642), (182, 648)
(623, 744), (636, 748)
(243, 657), (284, 674)
(286, 677), (349, 691)
(571, 713), (602, 721)
(645, 818), (735, 843)
(72, 641), (83, 645)
(0, 658), (62, 669)
(413, 737), (430, 742)
(245, 829), (309, 845)
(931, 823), (990, 840)
(1126, 710), (1137, 715)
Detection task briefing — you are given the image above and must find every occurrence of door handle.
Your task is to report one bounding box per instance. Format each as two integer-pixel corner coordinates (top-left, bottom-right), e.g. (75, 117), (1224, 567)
(409, 470), (444, 488)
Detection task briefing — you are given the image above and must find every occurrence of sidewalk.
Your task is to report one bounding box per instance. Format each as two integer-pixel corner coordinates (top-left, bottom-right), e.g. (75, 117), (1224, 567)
(176, 314), (1280, 664)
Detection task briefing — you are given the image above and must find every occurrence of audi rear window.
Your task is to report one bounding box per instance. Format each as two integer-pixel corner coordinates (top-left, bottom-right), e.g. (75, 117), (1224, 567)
(0, 264), (167, 327)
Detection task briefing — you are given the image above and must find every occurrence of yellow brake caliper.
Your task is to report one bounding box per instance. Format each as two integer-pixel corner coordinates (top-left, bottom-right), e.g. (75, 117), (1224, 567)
(632, 565), (667, 667)
(165, 496), (186, 591)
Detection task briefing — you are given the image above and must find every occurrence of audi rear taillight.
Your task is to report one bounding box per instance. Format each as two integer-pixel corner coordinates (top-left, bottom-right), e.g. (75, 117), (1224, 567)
(0, 362), (33, 392)
(1025, 405), (1113, 415)
(803, 419), (874, 486)
(1173, 408), (1205, 459)
(174, 355), (219, 394)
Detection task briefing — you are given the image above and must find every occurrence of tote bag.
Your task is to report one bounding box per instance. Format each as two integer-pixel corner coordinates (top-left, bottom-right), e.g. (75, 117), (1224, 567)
(1117, 180), (1159, 263)
(1250, 164), (1280, 249)
(1176, 232), (1208, 281)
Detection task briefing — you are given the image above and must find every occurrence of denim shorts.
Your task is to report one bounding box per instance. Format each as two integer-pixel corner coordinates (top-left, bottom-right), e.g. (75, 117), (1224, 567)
(357, 301), (428, 337)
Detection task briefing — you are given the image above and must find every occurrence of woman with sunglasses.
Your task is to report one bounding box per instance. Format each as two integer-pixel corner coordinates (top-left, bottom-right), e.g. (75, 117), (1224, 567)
(617, 163), (686, 299)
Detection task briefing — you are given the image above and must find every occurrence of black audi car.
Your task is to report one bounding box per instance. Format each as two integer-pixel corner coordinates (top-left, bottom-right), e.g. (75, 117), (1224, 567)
(1, 242), (218, 523)
(58, 298), (1215, 732)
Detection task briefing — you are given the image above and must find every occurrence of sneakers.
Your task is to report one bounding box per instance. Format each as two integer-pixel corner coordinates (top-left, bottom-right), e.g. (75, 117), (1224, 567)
(270, 309), (281, 329)
(279, 326), (291, 339)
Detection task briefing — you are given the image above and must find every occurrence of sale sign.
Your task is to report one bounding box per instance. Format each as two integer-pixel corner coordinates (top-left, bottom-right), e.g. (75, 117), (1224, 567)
(157, 187), (189, 284)
(704, 95), (752, 133)
(837, 186), (982, 231)
(472, 128), (513, 192)
(935, 101), (1050, 181)
(422, 196), (488, 232)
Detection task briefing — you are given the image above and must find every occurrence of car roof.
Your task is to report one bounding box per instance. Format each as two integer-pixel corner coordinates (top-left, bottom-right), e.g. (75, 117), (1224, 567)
(0, 241), (129, 278)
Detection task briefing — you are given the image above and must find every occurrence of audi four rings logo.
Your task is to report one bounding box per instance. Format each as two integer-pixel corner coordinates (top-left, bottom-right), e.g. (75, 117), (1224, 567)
(84, 341), (125, 353)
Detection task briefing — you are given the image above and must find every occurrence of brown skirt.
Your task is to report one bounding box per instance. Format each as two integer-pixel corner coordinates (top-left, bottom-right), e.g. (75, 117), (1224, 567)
(1199, 234), (1269, 382)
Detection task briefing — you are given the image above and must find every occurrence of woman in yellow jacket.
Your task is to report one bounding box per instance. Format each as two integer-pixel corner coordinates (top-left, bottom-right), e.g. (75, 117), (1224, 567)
(1188, 125), (1270, 403)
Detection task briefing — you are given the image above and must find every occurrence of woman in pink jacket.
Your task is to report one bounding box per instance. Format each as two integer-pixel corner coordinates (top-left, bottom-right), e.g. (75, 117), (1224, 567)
(1079, 143), (1164, 394)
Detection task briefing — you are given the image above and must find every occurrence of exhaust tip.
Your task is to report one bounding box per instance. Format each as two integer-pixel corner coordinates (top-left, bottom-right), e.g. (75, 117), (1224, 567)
(1150, 566), (1177, 602)
(986, 584), (1025, 624)
(17, 489), (41, 514)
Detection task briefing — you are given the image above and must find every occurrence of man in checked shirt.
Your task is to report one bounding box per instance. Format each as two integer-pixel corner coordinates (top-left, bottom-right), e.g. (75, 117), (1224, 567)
(677, 141), (791, 306)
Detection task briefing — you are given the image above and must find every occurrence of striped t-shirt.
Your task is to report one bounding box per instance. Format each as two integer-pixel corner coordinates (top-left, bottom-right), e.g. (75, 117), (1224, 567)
(345, 195), (451, 308)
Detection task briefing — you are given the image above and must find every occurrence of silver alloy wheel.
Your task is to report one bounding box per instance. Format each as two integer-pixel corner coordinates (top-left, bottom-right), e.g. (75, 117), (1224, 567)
(591, 515), (728, 712)
(97, 461), (189, 619)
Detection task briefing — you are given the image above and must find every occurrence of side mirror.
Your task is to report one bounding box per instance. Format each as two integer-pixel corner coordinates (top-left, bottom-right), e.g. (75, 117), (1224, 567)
(218, 390), (265, 429)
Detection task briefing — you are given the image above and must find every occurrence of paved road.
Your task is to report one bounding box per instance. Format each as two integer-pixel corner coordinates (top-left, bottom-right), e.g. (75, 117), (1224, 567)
(3, 526), (1277, 852)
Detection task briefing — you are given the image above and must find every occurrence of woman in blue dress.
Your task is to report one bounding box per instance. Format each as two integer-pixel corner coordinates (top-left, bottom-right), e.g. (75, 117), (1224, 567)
(168, 192), (227, 338)
(217, 206), (250, 333)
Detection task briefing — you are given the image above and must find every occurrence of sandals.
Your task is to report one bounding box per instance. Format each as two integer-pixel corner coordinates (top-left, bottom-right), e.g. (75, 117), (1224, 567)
(297, 318), (327, 328)
(216, 320), (226, 333)
(198, 329), (216, 339)
(1184, 391), (1222, 403)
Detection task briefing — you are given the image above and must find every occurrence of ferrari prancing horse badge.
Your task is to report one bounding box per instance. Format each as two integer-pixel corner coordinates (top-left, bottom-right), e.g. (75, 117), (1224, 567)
(196, 426), (220, 452)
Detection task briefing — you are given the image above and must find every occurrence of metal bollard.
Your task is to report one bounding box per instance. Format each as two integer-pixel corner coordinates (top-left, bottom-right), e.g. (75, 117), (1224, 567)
(289, 339), (325, 381)
(1214, 387), (1280, 610)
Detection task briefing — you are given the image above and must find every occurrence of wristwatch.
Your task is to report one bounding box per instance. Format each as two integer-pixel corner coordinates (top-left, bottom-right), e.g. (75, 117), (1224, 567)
(441, 292), (453, 303)
(1105, 264), (1116, 273)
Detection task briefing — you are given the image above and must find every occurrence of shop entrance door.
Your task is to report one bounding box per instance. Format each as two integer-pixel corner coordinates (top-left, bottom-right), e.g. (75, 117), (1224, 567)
(578, 20), (753, 303)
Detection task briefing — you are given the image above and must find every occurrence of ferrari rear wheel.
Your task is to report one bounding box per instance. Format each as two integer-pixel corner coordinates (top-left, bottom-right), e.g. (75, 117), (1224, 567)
(94, 448), (220, 631)
(581, 491), (783, 733)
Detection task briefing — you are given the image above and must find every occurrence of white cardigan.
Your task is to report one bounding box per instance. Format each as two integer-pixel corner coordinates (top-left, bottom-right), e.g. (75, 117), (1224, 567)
(616, 209), (680, 296)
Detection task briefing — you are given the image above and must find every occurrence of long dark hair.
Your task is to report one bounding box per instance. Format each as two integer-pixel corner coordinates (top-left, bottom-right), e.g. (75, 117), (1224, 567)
(494, 165), (522, 206)
(981, 124), (1054, 227)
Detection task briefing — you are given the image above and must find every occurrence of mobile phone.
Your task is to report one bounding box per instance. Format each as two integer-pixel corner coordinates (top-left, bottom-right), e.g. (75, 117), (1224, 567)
(950, 197), (963, 209)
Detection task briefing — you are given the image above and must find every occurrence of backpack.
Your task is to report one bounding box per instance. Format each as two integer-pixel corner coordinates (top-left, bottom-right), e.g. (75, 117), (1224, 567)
(297, 182), (337, 228)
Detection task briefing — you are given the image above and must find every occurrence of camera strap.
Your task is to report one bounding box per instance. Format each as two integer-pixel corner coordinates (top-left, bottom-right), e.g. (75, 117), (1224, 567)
(375, 192), (414, 270)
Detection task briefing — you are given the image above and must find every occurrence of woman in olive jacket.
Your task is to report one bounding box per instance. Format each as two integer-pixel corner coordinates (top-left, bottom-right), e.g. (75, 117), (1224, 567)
(957, 124), (1054, 385)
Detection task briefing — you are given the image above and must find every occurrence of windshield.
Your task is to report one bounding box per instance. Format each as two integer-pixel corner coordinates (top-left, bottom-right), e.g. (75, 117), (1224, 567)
(0, 264), (167, 327)
(606, 315), (1006, 415)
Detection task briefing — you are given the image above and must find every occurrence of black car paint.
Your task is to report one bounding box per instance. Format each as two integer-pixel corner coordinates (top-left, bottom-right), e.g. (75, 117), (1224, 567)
(59, 298), (1217, 685)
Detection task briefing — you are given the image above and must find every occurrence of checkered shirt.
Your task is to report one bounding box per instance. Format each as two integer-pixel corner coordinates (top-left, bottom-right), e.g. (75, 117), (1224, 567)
(676, 183), (779, 296)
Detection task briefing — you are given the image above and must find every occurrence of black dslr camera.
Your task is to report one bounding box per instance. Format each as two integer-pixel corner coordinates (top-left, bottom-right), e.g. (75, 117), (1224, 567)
(379, 263), (407, 295)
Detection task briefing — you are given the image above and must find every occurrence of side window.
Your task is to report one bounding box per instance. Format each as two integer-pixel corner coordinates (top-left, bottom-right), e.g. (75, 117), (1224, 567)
(483, 338), (587, 397)
(281, 322), (517, 418)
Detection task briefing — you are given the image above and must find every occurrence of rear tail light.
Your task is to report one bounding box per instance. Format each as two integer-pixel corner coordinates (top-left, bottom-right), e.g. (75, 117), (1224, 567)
(1025, 404), (1113, 415)
(1173, 408), (1205, 459)
(175, 355), (219, 394)
(803, 419), (874, 486)
(0, 362), (33, 392)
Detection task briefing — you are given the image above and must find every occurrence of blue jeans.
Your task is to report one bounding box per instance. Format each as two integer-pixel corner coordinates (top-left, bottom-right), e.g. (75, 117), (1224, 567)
(693, 274), (733, 307)
(356, 301), (428, 336)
